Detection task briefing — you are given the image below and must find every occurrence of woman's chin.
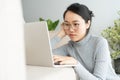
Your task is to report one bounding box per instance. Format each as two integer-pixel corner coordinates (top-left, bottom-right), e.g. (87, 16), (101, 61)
(70, 37), (81, 42)
(70, 38), (78, 42)
(69, 36), (80, 42)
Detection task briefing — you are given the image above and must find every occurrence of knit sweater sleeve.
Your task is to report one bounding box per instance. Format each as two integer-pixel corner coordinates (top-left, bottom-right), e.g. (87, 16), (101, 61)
(74, 38), (110, 80)
(50, 36), (68, 56)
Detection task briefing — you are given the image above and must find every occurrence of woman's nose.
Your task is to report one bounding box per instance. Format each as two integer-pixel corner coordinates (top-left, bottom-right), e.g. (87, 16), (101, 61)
(69, 26), (74, 32)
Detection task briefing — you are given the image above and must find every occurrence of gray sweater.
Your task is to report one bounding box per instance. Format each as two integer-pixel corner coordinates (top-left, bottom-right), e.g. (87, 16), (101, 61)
(51, 33), (120, 80)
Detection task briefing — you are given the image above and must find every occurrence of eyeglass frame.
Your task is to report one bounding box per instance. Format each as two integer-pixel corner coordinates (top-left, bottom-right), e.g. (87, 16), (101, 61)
(62, 22), (81, 30)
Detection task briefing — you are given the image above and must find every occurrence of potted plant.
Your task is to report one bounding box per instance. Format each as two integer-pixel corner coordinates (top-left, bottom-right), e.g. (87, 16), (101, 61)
(39, 17), (59, 31)
(101, 11), (120, 74)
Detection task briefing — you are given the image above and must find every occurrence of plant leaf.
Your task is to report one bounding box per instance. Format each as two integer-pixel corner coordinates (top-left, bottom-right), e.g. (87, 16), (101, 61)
(52, 20), (59, 30)
(39, 17), (45, 21)
(47, 19), (53, 31)
(101, 10), (120, 59)
(38, 17), (59, 31)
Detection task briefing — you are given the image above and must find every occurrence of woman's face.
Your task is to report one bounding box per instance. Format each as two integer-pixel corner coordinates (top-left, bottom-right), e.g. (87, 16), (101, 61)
(63, 11), (90, 42)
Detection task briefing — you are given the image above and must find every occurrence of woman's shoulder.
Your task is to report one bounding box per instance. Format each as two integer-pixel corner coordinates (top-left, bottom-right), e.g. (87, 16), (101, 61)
(90, 34), (108, 44)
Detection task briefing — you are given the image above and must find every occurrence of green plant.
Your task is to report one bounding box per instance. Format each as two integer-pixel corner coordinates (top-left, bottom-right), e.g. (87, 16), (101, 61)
(39, 17), (59, 31)
(101, 11), (120, 59)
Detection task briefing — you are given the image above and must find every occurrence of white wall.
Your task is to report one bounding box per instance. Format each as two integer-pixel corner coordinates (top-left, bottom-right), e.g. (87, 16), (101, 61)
(22, 0), (120, 35)
(0, 0), (26, 80)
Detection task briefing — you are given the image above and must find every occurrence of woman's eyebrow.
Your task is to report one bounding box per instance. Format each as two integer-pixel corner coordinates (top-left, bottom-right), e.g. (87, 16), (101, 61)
(72, 20), (80, 22)
(64, 21), (69, 23)
(64, 20), (80, 23)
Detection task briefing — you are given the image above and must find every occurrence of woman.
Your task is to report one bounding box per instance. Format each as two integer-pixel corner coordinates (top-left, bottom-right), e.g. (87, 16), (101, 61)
(51, 3), (120, 80)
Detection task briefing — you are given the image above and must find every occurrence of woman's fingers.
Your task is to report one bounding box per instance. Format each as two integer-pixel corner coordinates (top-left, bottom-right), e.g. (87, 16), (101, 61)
(57, 23), (67, 38)
(59, 60), (71, 65)
(53, 55), (64, 63)
(59, 57), (77, 65)
(53, 55), (77, 65)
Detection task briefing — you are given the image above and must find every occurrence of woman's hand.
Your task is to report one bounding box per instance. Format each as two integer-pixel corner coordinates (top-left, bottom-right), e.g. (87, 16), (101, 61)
(57, 23), (67, 39)
(53, 55), (78, 65)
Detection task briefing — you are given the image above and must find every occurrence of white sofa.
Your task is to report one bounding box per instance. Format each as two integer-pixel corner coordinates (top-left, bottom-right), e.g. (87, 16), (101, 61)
(27, 65), (77, 80)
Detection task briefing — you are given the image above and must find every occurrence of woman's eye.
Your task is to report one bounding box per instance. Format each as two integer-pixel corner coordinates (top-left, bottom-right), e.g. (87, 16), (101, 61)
(74, 23), (79, 26)
(65, 23), (70, 26)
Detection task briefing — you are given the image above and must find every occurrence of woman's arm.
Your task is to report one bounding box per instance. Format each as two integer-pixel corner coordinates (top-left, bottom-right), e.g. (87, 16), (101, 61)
(51, 24), (66, 48)
(51, 25), (68, 56)
(74, 39), (111, 80)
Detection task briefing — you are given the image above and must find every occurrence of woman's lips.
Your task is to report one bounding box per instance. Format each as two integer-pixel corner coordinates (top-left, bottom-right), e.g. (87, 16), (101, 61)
(69, 34), (76, 37)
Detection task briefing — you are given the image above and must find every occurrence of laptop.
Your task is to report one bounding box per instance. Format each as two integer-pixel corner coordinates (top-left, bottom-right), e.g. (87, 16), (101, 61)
(24, 21), (76, 67)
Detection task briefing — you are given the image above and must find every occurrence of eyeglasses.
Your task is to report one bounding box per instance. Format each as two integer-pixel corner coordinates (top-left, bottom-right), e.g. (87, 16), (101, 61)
(62, 22), (80, 30)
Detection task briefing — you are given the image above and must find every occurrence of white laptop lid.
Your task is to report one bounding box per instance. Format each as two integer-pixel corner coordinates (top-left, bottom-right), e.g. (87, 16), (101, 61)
(24, 21), (76, 67)
(24, 21), (54, 67)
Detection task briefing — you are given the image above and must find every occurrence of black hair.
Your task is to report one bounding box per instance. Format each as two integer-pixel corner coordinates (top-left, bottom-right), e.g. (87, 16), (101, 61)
(63, 3), (94, 33)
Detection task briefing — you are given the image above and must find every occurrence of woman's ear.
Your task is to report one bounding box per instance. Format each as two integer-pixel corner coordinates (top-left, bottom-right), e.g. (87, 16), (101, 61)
(86, 20), (90, 29)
